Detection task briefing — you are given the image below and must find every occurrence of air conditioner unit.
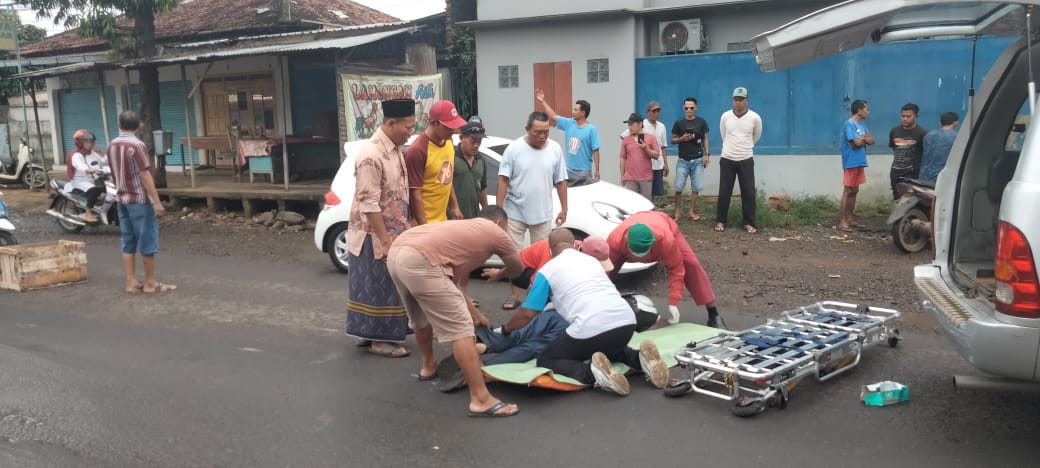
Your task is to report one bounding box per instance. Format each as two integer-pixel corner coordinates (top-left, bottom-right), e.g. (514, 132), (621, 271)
(659, 19), (703, 54)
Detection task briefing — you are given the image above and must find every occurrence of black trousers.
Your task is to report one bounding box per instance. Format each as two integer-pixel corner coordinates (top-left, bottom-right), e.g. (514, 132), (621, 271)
(890, 168), (916, 200)
(536, 324), (640, 385)
(72, 187), (104, 209)
(716, 158), (756, 227)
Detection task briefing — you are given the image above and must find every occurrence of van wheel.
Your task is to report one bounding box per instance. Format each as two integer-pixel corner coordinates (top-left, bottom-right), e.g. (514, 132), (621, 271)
(892, 207), (929, 253)
(326, 223), (349, 273)
(0, 230), (18, 246)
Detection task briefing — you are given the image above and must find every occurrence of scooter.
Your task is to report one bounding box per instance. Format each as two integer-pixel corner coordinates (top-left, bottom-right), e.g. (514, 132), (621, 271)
(0, 138), (47, 190)
(0, 184), (17, 246)
(46, 164), (119, 233)
(886, 177), (936, 253)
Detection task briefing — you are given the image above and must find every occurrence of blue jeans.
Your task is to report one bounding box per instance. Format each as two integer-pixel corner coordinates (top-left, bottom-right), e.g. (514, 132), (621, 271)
(118, 203), (159, 255)
(475, 310), (568, 365)
(674, 158), (704, 193)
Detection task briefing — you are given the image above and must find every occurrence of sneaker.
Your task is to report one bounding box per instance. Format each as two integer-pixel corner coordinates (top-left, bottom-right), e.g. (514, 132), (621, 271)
(590, 352), (630, 396)
(707, 315), (729, 330)
(638, 341), (669, 389)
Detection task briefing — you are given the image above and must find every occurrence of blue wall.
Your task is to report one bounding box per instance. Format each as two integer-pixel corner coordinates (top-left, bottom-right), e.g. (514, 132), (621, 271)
(129, 81), (199, 165)
(289, 62), (337, 135)
(636, 37), (1016, 155)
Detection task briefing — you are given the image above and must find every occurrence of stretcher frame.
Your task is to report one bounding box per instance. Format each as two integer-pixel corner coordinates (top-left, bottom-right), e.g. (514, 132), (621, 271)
(670, 301), (900, 417)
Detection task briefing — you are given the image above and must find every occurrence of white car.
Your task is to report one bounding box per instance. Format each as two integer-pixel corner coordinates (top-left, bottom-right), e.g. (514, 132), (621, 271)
(314, 134), (656, 273)
(752, 0), (1040, 383)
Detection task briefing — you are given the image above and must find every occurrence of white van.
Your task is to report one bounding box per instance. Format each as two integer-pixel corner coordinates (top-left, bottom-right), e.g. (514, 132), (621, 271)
(752, 0), (1040, 382)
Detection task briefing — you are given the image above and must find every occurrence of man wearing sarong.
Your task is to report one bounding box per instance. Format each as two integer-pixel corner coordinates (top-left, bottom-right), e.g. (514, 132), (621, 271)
(346, 98), (417, 358)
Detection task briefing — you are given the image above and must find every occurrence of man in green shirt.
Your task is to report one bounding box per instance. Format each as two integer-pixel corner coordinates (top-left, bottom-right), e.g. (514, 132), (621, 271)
(452, 121), (489, 220)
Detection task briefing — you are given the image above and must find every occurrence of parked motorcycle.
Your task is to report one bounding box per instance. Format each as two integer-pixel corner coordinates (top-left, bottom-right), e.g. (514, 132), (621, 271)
(46, 165), (119, 233)
(886, 177), (935, 253)
(0, 138), (47, 190)
(0, 184), (17, 246)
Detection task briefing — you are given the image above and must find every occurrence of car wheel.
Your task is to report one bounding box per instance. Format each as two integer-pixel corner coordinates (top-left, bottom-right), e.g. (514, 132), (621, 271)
(326, 223), (349, 273)
(0, 230), (17, 246)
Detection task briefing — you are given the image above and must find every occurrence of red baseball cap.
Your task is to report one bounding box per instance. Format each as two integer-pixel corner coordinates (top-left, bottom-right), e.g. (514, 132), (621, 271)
(429, 100), (468, 129)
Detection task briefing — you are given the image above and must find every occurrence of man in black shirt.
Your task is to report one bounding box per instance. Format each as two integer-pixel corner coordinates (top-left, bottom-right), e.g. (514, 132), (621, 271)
(888, 102), (928, 199)
(670, 97), (710, 221)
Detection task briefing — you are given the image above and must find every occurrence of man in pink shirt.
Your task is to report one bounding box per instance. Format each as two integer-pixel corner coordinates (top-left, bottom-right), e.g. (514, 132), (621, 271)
(619, 113), (660, 200)
(607, 211), (727, 329)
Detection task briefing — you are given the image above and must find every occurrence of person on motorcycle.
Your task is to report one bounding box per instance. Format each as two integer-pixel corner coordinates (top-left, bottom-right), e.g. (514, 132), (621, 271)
(64, 130), (107, 224)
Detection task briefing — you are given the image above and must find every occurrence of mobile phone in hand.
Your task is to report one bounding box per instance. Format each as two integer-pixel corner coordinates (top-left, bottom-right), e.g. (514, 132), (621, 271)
(637, 134), (645, 144)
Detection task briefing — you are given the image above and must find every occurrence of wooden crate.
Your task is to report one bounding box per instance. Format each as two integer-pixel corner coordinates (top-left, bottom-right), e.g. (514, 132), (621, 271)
(0, 240), (88, 292)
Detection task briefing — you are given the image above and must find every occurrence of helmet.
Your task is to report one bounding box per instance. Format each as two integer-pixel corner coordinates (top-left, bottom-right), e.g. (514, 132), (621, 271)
(73, 130), (96, 147)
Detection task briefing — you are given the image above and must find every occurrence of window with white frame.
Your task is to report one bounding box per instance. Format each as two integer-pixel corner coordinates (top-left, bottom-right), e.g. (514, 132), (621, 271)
(498, 65), (519, 88)
(587, 59), (609, 83)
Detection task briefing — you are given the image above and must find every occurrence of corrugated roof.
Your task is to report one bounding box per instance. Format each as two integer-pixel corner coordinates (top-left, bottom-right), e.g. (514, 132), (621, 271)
(11, 61), (114, 79)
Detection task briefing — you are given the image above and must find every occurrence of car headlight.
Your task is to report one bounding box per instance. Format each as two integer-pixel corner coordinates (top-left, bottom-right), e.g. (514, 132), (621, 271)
(592, 202), (629, 224)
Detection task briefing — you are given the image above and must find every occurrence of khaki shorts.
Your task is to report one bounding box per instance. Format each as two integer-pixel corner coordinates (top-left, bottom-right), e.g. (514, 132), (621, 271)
(506, 219), (553, 249)
(623, 179), (653, 200)
(386, 246), (474, 343)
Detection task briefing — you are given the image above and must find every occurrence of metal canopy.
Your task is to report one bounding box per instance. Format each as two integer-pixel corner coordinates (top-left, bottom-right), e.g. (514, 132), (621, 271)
(10, 61), (115, 79)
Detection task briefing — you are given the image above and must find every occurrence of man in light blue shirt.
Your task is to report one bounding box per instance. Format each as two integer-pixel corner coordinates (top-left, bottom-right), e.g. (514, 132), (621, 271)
(839, 99), (875, 231)
(536, 89), (601, 181)
(497, 111), (570, 249)
(920, 112), (959, 182)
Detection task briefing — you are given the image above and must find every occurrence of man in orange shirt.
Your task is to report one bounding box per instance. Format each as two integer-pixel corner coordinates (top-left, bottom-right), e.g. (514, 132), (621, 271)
(406, 100), (468, 224)
(607, 211), (727, 329)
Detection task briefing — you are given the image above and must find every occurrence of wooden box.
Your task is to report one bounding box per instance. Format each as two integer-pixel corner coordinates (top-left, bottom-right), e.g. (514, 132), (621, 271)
(0, 240), (87, 292)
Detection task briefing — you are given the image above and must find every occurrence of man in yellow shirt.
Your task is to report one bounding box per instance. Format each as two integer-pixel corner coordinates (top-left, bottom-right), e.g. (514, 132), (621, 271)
(406, 100), (468, 224)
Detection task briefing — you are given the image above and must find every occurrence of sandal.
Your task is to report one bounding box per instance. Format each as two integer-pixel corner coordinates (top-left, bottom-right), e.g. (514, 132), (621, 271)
(142, 282), (177, 293)
(835, 225), (854, 233)
(126, 282), (144, 294)
(467, 401), (519, 418)
(368, 344), (410, 358)
(501, 299), (518, 310)
(744, 225), (759, 234)
(714, 223), (725, 232)
(689, 212), (701, 221)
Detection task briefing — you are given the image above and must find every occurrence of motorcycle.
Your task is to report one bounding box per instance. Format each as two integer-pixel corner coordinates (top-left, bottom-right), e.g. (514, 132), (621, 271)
(46, 164), (119, 233)
(886, 177), (935, 253)
(0, 184), (17, 246)
(0, 138), (47, 190)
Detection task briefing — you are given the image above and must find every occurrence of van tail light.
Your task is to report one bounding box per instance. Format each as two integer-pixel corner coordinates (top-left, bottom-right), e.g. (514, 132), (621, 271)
(324, 191), (341, 207)
(994, 221), (1040, 318)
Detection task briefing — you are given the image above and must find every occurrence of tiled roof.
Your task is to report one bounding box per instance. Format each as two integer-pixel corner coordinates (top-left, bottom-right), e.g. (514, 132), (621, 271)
(20, 0), (400, 57)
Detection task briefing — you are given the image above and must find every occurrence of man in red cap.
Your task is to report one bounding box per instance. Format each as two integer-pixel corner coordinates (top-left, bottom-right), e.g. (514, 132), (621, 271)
(407, 100), (468, 225)
(607, 211), (727, 329)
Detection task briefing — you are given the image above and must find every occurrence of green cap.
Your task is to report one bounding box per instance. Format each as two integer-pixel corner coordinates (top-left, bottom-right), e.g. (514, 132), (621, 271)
(627, 224), (655, 257)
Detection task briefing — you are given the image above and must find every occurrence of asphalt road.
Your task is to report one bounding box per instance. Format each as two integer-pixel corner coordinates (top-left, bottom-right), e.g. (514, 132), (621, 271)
(1, 210), (1039, 467)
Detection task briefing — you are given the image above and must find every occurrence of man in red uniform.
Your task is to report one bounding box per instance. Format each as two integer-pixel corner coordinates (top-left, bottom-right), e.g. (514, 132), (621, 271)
(607, 211), (727, 329)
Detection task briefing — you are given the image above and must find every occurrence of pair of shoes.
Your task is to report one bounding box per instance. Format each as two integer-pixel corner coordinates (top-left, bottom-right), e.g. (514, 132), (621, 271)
(467, 401), (519, 418)
(638, 341), (669, 389)
(368, 344), (410, 358)
(707, 315), (729, 330)
(590, 352), (630, 396)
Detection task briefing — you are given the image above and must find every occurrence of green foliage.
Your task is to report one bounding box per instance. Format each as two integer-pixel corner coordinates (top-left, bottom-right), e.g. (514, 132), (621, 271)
(665, 190), (899, 230)
(16, 0), (179, 58)
(447, 26), (477, 117)
(18, 24), (46, 45)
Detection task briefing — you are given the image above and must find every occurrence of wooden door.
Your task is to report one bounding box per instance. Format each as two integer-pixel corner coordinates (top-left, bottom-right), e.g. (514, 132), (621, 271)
(533, 61), (572, 115)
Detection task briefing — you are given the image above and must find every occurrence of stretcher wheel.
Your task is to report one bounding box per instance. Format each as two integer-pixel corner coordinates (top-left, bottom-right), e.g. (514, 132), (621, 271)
(664, 379), (693, 398)
(769, 392), (789, 410)
(887, 329), (901, 348)
(731, 399), (765, 417)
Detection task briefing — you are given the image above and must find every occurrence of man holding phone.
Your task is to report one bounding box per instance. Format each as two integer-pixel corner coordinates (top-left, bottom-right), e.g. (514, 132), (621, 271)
(671, 97), (710, 221)
(619, 113), (660, 200)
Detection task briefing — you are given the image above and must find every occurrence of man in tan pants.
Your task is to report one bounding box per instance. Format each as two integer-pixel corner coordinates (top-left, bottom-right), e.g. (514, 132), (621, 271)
(387, 205), (524, 417)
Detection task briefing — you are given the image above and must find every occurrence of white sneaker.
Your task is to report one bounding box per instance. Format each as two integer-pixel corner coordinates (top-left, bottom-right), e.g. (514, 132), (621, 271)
(590, 352), (630, 396)
(638, 341), (669, 389)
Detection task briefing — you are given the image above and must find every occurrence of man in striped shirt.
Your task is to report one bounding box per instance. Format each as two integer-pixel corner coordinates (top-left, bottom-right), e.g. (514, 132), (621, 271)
(107, 111), (175, 294)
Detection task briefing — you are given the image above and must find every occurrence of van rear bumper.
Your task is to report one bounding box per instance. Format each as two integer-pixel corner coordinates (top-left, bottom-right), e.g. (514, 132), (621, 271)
(914, 264), (1040, 382)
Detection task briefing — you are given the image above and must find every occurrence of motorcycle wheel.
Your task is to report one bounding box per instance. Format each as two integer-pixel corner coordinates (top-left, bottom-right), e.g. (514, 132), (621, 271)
(892, 207), (929, 253)
(56, 198), (84, 233)
(22, 166), (46, 190)
(0, 230), (17, 246)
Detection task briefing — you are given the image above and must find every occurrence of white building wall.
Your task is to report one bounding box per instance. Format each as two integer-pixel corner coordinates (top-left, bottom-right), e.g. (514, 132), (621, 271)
(477, 0), (640, 20)
(476, 17), (638, 183)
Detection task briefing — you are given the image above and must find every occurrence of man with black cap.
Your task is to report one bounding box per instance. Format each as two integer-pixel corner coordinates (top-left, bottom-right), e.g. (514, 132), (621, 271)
(607, 210), (727, 330)
(619, 112), (661, 200)
(452, 120), (489, 220)
(346, 98), (417, 358)
(406, 100), (468, 225)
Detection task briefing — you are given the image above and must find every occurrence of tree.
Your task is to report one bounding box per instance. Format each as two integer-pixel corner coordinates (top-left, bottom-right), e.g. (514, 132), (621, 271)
(18, 0), (179, 186)
(18, 23), (46, 45)
(0, 24), (49, 99)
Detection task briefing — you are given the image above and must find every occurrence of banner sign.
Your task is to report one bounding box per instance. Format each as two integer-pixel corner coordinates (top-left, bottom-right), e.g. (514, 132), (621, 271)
(342, 73), (442, 141)
(0, 11), (18, 51)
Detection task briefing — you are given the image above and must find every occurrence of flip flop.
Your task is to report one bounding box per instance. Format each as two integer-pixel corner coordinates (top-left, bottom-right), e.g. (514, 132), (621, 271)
(125, 282), (144, 294)
(689, 212), (701, 221)
(368, 345), (410, 358)
(744, 225), (759, 234)
(417, 370), (438, 381)
(467, 401), (519, 418)
(501, 299), (517, 310)
(835, 225), (854, 233)
(850, 222), (866, 229)
(714, 223), (725, 232)
(355, 340), (373, 348)
(142, 282), (177, 293)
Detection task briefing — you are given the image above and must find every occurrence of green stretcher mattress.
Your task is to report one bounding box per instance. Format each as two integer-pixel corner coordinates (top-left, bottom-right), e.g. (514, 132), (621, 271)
(481, 323), (724, 391)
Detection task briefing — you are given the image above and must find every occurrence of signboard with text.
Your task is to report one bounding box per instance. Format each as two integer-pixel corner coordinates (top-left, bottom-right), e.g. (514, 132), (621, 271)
(342, 73), (441, 141)
(0, 11), (18, 51)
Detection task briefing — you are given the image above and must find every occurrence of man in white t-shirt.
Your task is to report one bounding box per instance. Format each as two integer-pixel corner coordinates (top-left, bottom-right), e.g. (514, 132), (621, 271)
(622, 101), (669, 199)
(499, 229), (669, 396)
(716, 86), (763, 234)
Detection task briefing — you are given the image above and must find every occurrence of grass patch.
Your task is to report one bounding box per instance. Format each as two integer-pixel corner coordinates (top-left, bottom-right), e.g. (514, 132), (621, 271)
(656, 190), (894, 229)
